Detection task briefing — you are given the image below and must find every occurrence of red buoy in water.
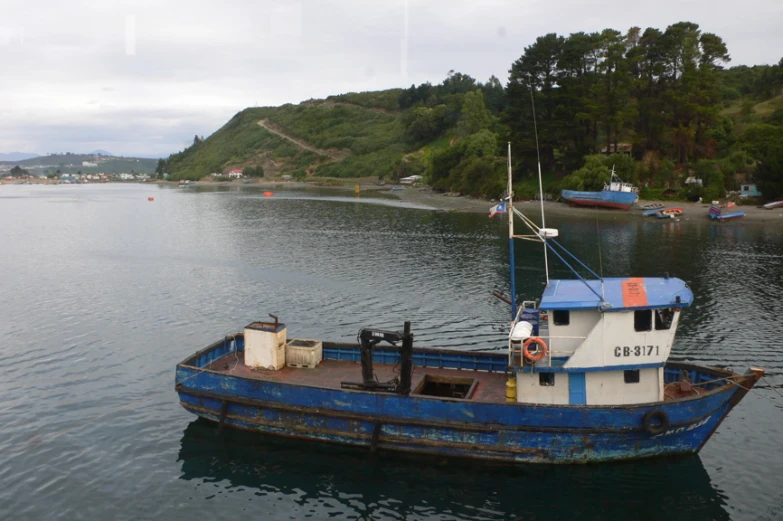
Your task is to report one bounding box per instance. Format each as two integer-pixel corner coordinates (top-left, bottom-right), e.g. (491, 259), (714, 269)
(148, 196), (154, 201)
(263, 191), (273, 197)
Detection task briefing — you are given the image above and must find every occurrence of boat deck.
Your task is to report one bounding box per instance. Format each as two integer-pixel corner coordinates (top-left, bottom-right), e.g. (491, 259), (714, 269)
(205, 351), (712, 403)
(207, 351), (509, 403)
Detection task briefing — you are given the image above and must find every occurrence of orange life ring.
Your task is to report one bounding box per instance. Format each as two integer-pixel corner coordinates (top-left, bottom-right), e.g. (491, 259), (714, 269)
(523, 337), (548, 362)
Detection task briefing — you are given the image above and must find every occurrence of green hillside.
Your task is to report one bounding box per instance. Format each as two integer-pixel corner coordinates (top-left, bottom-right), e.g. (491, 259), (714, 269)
(162, 22), (783, 200)
(164, 97), (412, 183)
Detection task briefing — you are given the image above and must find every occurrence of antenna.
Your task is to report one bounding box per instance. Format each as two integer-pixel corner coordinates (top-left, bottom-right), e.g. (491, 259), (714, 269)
(528, 73), (550, 285)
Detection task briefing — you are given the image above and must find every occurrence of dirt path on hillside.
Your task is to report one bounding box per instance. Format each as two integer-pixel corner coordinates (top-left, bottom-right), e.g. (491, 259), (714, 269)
(257, 119), (350, 161)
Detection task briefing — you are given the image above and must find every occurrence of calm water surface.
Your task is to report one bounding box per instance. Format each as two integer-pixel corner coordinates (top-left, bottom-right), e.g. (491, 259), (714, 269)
(1, 183), (781, 521)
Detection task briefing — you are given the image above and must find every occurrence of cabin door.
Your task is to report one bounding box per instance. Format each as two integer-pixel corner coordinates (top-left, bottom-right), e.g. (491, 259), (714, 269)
(569, 373), (586, 405)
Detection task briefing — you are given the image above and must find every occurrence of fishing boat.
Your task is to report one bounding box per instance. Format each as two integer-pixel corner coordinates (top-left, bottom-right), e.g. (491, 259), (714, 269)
(656, 208), (684, 219)
(178, 180), (195, 186)
(639, 203), (664, 211)
(762, 201), (783, 209)
(709, 202), (745, 221)
(175, 144), (764, 464)
(561, 170), (639, 210)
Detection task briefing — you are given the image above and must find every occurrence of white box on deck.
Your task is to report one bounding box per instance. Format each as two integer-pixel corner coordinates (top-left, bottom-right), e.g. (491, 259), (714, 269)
(286, 339), (323, 368)
(244, 321), (287, 371)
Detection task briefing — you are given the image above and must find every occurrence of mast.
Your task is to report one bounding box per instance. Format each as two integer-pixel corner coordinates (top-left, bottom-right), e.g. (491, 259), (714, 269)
(529, 75), (550, 285)
(507, 142), (517, 320)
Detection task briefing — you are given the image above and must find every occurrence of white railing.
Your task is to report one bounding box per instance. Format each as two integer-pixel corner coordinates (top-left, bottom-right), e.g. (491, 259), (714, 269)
(507, 334), (585, 368)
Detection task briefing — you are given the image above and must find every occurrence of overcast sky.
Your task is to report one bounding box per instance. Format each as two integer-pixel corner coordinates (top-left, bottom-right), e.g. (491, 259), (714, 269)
(2, 0), (781, 158)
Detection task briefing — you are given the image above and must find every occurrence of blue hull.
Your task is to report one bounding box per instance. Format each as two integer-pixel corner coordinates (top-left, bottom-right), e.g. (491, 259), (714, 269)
(561, 189), (638, 210)
(176, 338), (759, 464)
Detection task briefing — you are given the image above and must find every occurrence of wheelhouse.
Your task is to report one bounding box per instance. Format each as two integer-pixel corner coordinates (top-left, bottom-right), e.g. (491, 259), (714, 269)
(508, 277), (694, 406)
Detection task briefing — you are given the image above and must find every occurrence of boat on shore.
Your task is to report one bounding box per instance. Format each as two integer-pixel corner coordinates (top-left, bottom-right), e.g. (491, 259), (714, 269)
(709, 202), (745, 221)
(639, 202), (664, 211)
(561, 171), (639, 210)
(657, 208), (684, 219)
(175, 144), (763, 464)
(762, 200), (783, 209)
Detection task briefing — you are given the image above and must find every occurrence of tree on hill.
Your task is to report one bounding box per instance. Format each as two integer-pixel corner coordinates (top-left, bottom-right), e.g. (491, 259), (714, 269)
(481, 76), (505, 114)
(10, 165), (29, 177)
(740, 124), (783, 199)
(457, 90), (492, 136)
(242, 166), (264, 177)
(156, 159), (167, 176)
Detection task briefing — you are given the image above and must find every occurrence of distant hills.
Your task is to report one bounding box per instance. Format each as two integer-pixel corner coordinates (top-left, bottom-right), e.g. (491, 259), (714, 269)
(0, 152), (158, 175)
(0, 152), (39, 161)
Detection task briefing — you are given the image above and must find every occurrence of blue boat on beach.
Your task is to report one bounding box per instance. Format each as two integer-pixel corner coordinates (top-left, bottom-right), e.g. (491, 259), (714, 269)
(709, 202), (745, 221)
(561, 172), (639, 210)
(175, 145), (764, 464)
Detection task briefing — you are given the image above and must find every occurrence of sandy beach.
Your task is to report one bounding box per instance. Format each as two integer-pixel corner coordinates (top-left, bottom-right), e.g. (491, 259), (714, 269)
(382, 185), (783, 226)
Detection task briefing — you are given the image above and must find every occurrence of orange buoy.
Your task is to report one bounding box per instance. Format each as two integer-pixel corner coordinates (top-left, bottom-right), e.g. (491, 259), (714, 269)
(522, 337), (548, 363)
(148, 196), (154, 201)
(263, 191), (273, 197)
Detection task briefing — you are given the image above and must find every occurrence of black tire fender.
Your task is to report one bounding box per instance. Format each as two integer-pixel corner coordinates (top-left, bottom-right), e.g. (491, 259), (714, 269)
(643, 409), (670, 435)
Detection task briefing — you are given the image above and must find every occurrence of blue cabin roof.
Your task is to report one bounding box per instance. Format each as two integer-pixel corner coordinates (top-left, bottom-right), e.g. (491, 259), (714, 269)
(539, 277), (693, 312)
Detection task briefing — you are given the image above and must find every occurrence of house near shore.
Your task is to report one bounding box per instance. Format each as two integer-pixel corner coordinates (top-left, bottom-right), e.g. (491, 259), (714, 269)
(740, 184), (761, 198)
(400, 175), (423, 185)
(227, 169), (243, 178)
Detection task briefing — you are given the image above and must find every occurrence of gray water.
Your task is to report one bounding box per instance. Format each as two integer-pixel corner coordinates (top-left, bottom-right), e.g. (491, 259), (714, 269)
(0, 183), (781, 521)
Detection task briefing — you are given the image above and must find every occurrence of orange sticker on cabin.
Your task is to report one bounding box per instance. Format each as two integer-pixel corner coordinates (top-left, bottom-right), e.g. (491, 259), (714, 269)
(622, 278), (648, 308)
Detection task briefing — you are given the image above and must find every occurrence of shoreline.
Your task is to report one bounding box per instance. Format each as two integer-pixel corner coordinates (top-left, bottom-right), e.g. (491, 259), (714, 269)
(7, 178), (782, 225)
(386, 186), (783, 225)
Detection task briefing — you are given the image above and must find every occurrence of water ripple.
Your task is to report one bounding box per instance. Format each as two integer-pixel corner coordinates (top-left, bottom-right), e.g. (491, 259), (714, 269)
(0, 184), (781, 521)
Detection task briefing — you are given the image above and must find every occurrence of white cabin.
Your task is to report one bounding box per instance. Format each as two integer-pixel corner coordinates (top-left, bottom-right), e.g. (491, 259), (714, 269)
(509, 277), (692, 406)
(605, 173), (639, 194)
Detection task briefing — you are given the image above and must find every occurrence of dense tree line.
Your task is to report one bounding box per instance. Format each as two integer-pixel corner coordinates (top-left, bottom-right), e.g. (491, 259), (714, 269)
(395, 21), (783, 199)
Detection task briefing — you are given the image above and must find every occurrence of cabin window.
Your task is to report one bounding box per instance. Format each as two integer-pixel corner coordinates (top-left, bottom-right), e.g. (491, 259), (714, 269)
(553, 310), (570, 326)
(655, 308), (674, 330)
(624, 370), (640, 384)
(634, 310), (652, 332)
(539, 373), (555, 386)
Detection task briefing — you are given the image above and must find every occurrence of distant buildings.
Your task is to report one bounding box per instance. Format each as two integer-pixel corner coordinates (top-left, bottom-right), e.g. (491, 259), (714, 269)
(211, 170), (244, 178)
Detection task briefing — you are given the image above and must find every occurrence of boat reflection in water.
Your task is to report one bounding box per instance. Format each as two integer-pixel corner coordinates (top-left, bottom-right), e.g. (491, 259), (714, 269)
(177, 419), (729, 521)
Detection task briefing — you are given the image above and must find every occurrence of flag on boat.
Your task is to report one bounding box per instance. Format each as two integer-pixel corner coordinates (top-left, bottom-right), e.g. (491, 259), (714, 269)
(489, 201), (506, 218)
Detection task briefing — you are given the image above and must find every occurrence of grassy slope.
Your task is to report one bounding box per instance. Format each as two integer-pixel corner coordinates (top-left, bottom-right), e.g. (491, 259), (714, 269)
(721, 94), (783, 121)
(167, 92), (409, 181)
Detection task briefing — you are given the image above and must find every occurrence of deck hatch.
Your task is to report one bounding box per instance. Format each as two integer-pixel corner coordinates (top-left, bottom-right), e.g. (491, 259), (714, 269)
(412, 374), (478, 399)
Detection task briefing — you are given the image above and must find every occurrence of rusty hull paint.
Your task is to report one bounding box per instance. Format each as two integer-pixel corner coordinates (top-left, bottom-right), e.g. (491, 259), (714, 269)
(175, 337), (761, 464)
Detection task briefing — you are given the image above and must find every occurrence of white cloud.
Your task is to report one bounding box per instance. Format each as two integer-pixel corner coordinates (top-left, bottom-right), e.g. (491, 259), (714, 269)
(1, 0), (780, 156)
